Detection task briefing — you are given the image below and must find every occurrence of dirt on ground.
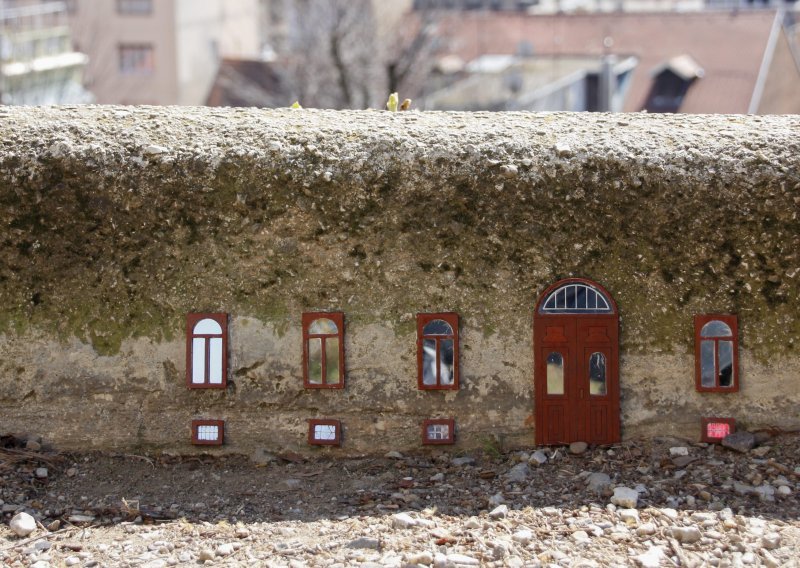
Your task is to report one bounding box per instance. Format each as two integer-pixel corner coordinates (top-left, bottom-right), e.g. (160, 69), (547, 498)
(1, 433), (799, 567)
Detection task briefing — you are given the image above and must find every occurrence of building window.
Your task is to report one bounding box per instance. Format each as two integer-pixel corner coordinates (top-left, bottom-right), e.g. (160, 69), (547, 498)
(701, 417), (735, 443)
(417, 313), (459, 390)
(186, 313), (228, 389)
(191, 420), (224, 445)
(117, 0), (153, 15)
(118, 44), (154, 75)
(308, 419), (341, 446)
(302, 312), (345, 389)
(695, 315), (739, 392)
(422, 418), (455, 445)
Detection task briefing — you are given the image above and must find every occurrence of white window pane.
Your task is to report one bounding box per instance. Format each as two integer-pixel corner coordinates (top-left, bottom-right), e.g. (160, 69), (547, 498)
(192, 338), (205, 383)
(194, 318), (222, 335)
(197, 425), (219, 441)
(427, 424), (449, 440)
(208, 338), (223, 384)
(314, 424), (336, 440)
(422, 339), (437, 385)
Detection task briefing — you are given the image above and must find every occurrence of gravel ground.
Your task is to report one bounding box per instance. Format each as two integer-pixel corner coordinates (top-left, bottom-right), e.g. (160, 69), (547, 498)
(1, 433), (798, 567)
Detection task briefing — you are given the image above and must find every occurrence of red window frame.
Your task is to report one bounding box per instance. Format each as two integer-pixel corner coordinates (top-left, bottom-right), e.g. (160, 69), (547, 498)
(417, 312), (459, 390)
(422, 418), (455, 445)
(694, 314), (739, 392)
(302, 312), (345, 389)
(191, 419), (224, 446)
(701, 417), (735, 443)
(307, 419), (342, 446)
(186, 313), (228, 389)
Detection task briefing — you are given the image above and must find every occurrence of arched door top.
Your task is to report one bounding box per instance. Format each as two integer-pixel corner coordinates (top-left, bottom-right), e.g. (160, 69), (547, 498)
(536, 278), (617, 315)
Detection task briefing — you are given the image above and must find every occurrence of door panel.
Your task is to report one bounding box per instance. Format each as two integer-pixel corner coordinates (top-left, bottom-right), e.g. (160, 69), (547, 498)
(535, 313), (619, 445)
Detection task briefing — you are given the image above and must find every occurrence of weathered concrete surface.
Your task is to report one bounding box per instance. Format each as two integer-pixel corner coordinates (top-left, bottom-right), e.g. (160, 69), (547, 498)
(0, 106), (798, 454)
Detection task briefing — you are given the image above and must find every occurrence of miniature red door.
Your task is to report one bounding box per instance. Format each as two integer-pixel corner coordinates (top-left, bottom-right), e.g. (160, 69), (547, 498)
(534, 279), (620, 445)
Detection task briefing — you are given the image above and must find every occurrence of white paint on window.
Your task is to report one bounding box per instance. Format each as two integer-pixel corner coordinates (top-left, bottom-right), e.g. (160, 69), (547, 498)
(208, 338), (223, 384)
(314, 424), (337, 441)
(192, 337), (205, 383)
(427, 423), (450, 440)
(194, 318), (222, 335)
(196, 424), (219, 441)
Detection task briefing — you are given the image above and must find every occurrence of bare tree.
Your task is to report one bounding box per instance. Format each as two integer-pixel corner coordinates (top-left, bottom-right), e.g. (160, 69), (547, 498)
(285, 0), (382, 109)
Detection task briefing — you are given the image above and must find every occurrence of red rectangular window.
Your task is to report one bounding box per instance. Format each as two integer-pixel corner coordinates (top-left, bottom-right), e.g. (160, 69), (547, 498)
(308, 419), (341, 446)
(302, 312), (345, 389)
(417, 313), (459, 390)
(694, 314), (739, 392)
(701, 417), (735, 443)
(186, 313), (228, 389)
(422, 418), (455, 445)
(191, 419), (224, 445)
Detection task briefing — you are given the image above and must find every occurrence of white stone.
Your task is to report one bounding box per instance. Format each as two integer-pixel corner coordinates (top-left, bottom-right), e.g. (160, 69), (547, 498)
(65, 558), (80, 566)
(512, 529), (533, 545)
(35, 468), (48, 478)
(636, 523), (657, 536)
(406, 551), (434, 565)
(587, 472), (612, 493)
(762, 533), (781, 549)
(488, 493), (505, 507)
(216, 543), (234, 556)
(777, 485), (792, 497)
(635, 547), (666, 568)
(488, 504), (508, 519)
(671, 526), (702, 543)
(385, 451), (404, 459)
(392, 512), (417, 529)
(611, 487), (638, 508)
(619, 509), (639, 525)
(9, 512), (36, 537)
(571, 530), (590, 542)
(669, 446), (689, 456)
(445, 553), (480, 566)
(529, 450), (548, 465)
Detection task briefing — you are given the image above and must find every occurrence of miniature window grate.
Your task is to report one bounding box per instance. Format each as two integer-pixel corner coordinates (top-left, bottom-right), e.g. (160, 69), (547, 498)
(308, 419), (341, 446)
(191, 420), (224, 446)
(701, 417), (735, 443)
(539, 283), (612, 314)
(422, 419), (455, 445)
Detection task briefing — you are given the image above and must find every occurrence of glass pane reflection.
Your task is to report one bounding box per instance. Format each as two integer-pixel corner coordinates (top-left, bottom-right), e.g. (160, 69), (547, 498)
(701, 320), (732, 337)
(700, 340), (715, 387)
(422, 338), (437, 385)
(440, 339), (454, 384)
(308, 338), (322, 383)
(718, 340), (733, 387)
(589, 352), (607, 396)
(309, 318), (338, 335)
(325, 337), (340, 383)
(423, 319), (453, 336)
(546, 352), (564, 395)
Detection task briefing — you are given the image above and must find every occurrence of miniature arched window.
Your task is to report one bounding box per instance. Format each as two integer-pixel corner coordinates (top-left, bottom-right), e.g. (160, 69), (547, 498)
(539, 282), (613, 314)
(417, 313), (459, 390)
(303, 312), (345, 388)
(186, 313), (228, 388)
(694, 314), (738, 392)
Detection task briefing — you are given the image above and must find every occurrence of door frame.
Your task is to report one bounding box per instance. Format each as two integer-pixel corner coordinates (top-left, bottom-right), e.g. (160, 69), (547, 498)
(533, 278), (621, 445)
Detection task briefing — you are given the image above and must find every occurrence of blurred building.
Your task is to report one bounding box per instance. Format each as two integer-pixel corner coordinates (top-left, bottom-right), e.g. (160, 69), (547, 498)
(424, 9), (800, 113)
(67, 0), (262, 105)
(0, 0), (91, 104)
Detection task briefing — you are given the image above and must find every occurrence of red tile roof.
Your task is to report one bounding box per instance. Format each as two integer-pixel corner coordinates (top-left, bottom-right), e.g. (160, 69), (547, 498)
(434, 10), (779, 113)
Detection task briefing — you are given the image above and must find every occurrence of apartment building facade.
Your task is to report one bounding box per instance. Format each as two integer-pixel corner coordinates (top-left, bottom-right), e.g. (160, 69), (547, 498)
(67, 0), (262, 105)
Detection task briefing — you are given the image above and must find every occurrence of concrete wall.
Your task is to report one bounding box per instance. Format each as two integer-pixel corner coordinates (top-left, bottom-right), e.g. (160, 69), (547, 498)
(0, 106), (798, 455)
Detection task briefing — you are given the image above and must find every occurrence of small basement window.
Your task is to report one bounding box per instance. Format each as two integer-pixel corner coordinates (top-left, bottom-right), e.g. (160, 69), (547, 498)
(191, 419), (224, 445)
(701, 417), (735, 443)
(186, 313), (228, 389)
(308, 419), (342, 446)
(417, 313), (459, 390)
(422, 418), (455, 445)
(302, 312), (345, 388)
(694, 314), (739, 392)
